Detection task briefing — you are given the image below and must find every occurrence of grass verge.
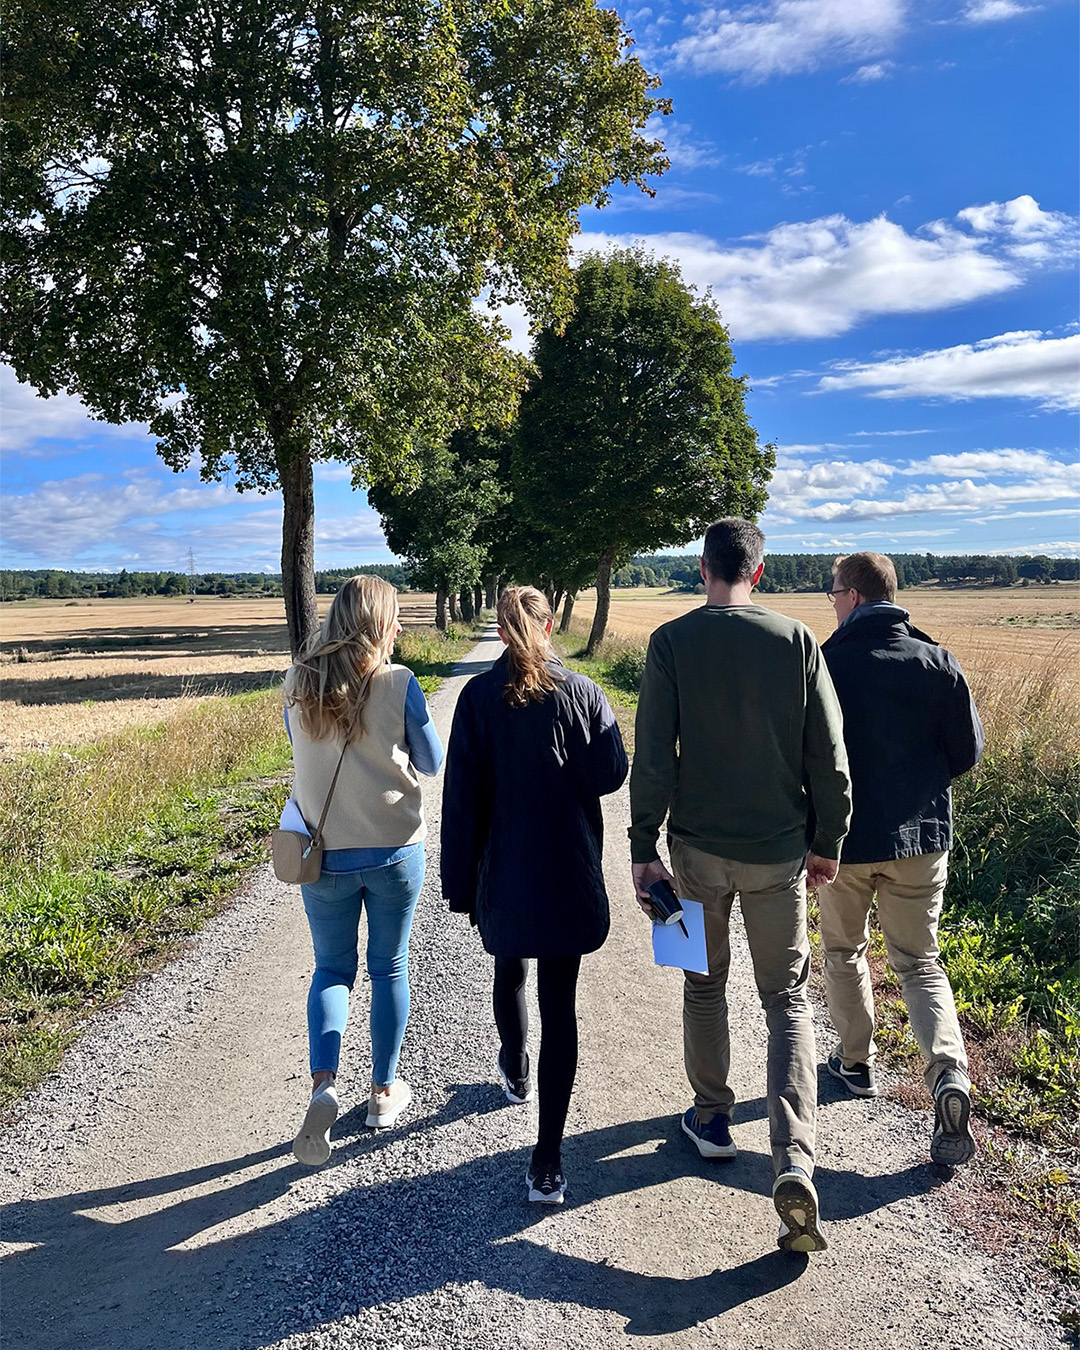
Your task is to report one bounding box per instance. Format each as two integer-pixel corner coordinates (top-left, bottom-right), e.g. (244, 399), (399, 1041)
(1, 620), (488, 1110)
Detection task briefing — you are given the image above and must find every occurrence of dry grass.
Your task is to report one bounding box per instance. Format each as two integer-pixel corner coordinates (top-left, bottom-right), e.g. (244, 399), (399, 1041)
(571, 584), (1080, 680)
(0, 593), (438, 755)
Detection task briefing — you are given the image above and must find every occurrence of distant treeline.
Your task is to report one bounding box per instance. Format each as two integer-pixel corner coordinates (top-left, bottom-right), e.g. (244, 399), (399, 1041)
(0, 563), (409, 601)
(621, 552), (1080, 592)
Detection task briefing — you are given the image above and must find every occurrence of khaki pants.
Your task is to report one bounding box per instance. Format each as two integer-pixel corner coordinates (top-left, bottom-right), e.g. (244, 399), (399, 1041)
(671, 838), (816, 1178)
(819, 851), (969, 1093)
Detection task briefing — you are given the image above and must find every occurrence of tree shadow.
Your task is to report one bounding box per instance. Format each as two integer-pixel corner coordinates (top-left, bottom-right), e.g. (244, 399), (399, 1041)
(0, 1097), (947, 1350)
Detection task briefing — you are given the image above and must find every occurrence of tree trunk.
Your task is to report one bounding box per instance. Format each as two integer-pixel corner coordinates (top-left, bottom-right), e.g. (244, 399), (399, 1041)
(586, 547), (617, 657)
(276, 441), (319, 658)
(473, 584), (483, 617)
(459, 586), (475, 623)
(449, 591), (460, 623)
(552, 588), (564, 619)
(484, 576), (498, 609)
(435, 586), (447, 631)
(559, 590), (576, 634)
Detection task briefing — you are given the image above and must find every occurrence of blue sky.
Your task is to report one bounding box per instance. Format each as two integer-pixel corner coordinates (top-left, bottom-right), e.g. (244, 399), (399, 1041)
(2, 0), (1077, 573)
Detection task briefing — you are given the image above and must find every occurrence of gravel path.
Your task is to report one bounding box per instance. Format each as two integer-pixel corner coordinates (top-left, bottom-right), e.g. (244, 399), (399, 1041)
(0, 632), (1068, 1349)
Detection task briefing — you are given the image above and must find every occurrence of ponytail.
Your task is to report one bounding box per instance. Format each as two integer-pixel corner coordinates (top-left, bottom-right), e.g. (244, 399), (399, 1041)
(497, 586), (562, 707)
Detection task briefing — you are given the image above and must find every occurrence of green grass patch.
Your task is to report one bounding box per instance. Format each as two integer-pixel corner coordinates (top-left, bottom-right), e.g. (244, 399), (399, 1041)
(0, 688), (293, 1110)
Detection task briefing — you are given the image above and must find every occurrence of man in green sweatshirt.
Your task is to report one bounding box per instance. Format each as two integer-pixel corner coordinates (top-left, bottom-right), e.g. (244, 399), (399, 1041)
(629, 517), (851, 1254)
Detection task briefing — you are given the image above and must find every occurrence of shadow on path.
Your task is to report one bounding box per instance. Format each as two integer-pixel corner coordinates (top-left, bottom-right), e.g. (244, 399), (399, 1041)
(1, 1094), (946, 1350)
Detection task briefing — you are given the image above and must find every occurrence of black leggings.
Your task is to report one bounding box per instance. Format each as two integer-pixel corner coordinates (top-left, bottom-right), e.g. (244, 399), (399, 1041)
(493, 955), (582, 1167)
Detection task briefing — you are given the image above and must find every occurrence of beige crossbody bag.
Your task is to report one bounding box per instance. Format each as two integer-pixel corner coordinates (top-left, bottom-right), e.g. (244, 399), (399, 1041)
(272, 676), (371, 884)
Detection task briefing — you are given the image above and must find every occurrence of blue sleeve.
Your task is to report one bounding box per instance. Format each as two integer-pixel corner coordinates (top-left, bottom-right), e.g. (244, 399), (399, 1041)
(404, 675), (444, 776)
(283, 704), (292, 744)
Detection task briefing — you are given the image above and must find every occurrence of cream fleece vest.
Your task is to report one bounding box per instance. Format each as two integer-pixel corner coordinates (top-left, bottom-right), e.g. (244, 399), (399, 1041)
(286, 663), (425, 851)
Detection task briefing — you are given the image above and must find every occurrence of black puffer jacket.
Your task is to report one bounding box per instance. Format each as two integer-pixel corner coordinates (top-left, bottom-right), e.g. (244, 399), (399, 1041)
(822, 606), (984, 865)
(440, 654), (628, 959)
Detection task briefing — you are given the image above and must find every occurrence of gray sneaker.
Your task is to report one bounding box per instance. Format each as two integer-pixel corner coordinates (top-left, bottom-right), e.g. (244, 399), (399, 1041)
(366, 1079), (412, 1129)
(931, 1074), (975, 1165)
(293, 1079), (339, 1166)
(773, 1168), (828, 1253)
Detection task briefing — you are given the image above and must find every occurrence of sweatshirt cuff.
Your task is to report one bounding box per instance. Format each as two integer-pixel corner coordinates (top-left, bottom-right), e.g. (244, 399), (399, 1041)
(810, 833), (844, 861)
(629, 835), (661, 865)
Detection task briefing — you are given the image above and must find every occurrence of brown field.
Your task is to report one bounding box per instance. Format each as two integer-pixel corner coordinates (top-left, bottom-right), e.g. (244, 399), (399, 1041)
(0, 594), (437, 757)
(573, 583), (1080, 679)
(2, 585), (1077, 757)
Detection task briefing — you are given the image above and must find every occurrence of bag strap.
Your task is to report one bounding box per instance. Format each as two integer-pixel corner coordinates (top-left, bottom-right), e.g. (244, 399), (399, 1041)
(309, 668), (376, 847)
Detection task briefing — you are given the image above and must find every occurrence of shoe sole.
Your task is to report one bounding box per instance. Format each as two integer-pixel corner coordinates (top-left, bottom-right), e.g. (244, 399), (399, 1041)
(525, 1168), (566, 1205)
(827, 1060), (878, 1098)
(681, 1114), (737, 1159)
(293, 1092), (338, 1166)
(366, 1083), (412, 1129)
(774, 1176), (828, 1253)
(497, 1055), (534, 1104)
(931, 1086), (975, 1165)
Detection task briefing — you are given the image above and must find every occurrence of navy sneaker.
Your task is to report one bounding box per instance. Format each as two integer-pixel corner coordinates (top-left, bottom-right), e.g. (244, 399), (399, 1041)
(497, 1049), (534, 1104)
(827, 1049), (878, 1098)
(681, 1108), (737, 1159)
(526, 1161), (566, 1204)
(774, 1167), (828, 1253)
(931, 1074), (976, 1166)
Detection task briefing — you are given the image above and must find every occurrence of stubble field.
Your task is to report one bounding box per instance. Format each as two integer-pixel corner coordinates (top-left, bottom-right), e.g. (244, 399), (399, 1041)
(1, 584), (1077, 756)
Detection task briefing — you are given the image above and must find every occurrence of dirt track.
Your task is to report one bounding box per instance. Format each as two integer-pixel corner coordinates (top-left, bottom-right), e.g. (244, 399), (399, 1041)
(0, 631), (1070, 1348)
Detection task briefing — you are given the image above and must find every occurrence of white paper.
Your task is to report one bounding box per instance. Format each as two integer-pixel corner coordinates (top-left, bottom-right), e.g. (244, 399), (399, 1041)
(652, 897), (709, 975)
(279, 797), (311, 836)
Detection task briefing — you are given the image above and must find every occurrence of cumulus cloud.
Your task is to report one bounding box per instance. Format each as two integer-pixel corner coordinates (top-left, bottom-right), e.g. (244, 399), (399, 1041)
(0, 366), (152, 455)
(819, 331), (1080, 408)
(578, 196), (1076, 341)
(763, 445), (1079, 524)
(669, 0), (906, 81)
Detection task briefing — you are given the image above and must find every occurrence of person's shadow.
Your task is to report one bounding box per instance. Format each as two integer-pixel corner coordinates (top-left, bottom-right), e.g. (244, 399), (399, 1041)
(0, 1090), (946, 1350)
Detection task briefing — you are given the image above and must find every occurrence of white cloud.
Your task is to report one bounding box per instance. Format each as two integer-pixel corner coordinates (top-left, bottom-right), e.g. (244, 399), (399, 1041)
(851, 428), (934, 436)
(647, 116), (722, 170)
(578, 196), (1076, 341)
(901, 449), (1072, 477)
(841, 60), (895, 83)
(0, 366), (152, 454)
(670, 0), (906, 81)
(819, 332), (1080, 408)
(963, 2), (1032, 22)
(769, 457), (895, 500)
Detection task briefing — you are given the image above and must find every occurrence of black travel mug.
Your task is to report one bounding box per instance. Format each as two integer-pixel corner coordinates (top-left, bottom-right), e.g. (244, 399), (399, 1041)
(646, 879), (685, 926)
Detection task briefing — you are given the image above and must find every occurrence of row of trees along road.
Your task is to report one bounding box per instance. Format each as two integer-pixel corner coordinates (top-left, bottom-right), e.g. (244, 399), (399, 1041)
(2, 1), (666, 656)
(371, 249), (774, 654)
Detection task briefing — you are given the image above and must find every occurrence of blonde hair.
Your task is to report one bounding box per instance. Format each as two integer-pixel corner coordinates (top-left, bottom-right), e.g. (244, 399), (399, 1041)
(497, 586), (561, 707)
(286, 575), (399, 740)
(833, 552), (898, 603)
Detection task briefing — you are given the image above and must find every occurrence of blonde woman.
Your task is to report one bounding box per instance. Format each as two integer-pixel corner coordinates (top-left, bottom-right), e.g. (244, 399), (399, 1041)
(284, 576), (443, 1165)
(441, 587), (628, 1203)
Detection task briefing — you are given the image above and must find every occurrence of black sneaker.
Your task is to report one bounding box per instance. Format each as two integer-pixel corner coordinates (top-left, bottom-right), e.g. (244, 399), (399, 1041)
(681, 1107), (737, 1159)
(497, 1049), (534, 1104)
(931, 1075), (976, 1166)
(526, 1161), (566, 1204)
(773, 1168), (828, 1253)
(827, 1050), (878, 1098)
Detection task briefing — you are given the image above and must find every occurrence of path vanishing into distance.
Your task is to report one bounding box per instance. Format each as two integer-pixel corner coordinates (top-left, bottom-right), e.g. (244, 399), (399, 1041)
(0, 632), (1067, 1350)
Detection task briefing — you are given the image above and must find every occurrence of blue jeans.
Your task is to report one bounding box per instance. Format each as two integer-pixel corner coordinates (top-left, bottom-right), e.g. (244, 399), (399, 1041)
(300, 848), (425, 1085)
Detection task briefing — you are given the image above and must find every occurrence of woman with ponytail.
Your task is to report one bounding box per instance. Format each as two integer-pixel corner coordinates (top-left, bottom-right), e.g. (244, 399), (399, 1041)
(441, 587), (628, 1203)
(283, 575), (443, 1164)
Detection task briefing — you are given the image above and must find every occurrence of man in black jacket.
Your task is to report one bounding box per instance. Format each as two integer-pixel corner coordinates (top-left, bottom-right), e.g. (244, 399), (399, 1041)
(821, 552), (984, 1166)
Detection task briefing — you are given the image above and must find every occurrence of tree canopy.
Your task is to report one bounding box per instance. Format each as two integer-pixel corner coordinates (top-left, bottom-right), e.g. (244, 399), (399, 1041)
(2, 0), (666, 653)
(514, 249), (774, 652)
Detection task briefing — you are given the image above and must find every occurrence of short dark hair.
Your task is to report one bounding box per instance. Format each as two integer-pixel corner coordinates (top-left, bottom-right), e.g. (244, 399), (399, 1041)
(702, 518), (765, 584)
(833, 552), (897, 603)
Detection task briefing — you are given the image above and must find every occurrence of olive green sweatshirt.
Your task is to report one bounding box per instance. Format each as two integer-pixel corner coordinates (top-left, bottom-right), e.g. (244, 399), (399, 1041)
(628, 604), (851, 865)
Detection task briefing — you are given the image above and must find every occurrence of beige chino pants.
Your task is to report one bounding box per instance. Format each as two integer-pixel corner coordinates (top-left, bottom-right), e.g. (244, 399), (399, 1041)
(819, 851), (969, 1093)
(671, 838), (817, 1178)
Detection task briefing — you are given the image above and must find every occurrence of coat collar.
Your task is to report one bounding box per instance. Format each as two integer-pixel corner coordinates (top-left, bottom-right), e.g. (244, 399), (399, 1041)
(823, 607), (937, 651)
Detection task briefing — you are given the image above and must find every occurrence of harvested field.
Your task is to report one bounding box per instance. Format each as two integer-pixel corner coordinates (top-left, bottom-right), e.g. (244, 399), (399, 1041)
(572, 584), (1080, 683)
(0, 594), (437, 756)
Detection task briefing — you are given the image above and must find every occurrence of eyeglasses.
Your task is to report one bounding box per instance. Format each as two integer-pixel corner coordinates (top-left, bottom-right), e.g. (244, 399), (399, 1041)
(825, 587), (854, 604)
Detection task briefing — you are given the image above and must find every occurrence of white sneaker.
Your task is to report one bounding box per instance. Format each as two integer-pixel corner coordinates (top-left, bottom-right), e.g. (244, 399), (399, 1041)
(366, 1079), (412, 1128)
(293, 1079), (339, 1166)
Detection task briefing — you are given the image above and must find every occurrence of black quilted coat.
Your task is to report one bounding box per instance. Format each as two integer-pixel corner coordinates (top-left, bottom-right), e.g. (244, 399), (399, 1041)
(440, 654), (628, 959)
